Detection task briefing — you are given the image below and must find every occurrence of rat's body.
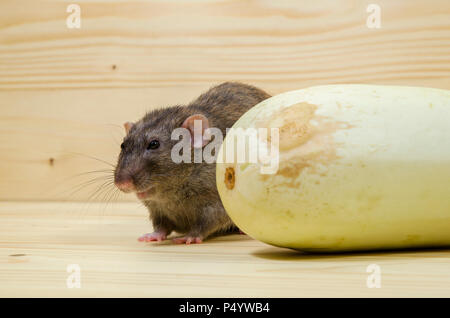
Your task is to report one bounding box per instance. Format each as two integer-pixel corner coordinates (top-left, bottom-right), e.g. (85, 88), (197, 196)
(114, 82), (270, 244)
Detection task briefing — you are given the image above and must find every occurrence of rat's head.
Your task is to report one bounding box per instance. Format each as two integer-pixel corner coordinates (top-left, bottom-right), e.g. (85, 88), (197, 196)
(114, 107), (211, 200)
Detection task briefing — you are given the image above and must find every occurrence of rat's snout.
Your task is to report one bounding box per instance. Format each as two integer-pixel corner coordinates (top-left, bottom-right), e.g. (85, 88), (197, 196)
(114, 173), (136, 193)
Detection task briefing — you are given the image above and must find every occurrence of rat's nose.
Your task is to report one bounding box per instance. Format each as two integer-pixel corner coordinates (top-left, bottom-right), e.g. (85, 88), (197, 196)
(115, 179), (135, 193)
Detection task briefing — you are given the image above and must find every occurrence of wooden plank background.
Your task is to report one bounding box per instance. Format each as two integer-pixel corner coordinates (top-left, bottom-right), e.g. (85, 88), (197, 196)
(1, 0), (449, 201)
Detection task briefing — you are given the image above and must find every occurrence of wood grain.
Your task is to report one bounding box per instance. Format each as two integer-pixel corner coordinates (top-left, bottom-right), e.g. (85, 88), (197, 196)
(0, 0), (449, 201)
(0, 201), (449, 297)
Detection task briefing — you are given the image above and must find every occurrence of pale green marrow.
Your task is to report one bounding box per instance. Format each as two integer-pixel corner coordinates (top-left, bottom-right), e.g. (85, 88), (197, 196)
(216, 85), (450, 252)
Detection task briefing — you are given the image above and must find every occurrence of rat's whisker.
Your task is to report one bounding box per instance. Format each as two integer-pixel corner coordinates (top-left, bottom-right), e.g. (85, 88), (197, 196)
(103, 186), (121, 213)
(66, 151), (115, 167)
(97, 183), (116, 215)
(86, 180), (115, 203)
(69, 177), (112, 200)
(64, 175), (115, 199)
(57, 169), (114, 187)
(43, 168), (114, 200)
(79, 180), (116, 216)
(105, 123), (125, 130)
(51, 175), (113, 202)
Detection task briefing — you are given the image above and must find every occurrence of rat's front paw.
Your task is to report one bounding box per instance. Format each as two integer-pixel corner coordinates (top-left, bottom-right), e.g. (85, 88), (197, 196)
(172, 236), (203, 245)
(138, 231), (167, 242)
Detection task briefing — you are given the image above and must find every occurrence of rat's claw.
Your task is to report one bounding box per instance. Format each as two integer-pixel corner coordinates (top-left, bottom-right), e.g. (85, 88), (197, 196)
(138, 232), (166, 242)
(173, 236), (203, 245)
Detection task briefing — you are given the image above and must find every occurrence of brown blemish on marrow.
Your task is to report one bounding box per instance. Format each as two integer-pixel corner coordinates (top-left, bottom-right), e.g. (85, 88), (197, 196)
(276, 159), (311, 180)
(225, 167), (235, 190)
(260, 102), (354, 186)
(267, 102), (317, 151)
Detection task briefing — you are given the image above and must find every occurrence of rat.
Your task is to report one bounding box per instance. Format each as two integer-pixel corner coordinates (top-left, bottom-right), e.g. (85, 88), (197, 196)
(114, 82), (271, 244)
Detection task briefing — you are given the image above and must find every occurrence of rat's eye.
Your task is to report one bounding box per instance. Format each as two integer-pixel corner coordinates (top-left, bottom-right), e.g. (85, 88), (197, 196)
(120, 143), (125, 150)
(147, 140), (160, 150)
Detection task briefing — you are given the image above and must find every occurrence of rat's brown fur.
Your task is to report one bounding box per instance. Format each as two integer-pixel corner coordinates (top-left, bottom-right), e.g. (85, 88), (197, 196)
(114, 82), (271, 241)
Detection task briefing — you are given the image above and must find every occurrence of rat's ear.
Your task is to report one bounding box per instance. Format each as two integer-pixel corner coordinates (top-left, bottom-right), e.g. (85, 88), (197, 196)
(181, 114), (211, 148)
(123, 122), (134, 135)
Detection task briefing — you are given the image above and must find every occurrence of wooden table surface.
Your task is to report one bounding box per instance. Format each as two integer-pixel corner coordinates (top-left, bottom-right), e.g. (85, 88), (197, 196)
(1, 201), (449, 297)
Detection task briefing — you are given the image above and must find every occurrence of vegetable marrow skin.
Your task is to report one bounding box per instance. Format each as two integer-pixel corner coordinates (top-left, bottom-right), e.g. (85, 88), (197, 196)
(216, 84), (450, 252)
